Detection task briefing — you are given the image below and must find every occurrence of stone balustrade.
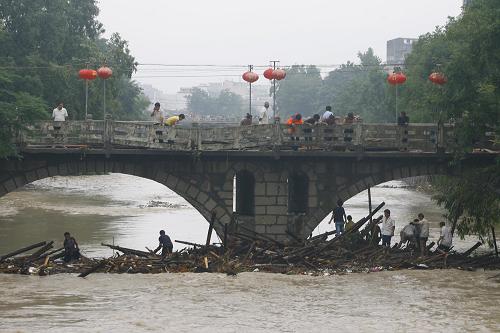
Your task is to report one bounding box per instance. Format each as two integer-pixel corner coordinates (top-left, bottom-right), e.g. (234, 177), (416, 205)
(18, 120), (464, 152)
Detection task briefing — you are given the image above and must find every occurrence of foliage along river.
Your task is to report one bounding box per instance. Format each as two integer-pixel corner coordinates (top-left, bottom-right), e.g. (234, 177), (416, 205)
(0, 174), (499, 332)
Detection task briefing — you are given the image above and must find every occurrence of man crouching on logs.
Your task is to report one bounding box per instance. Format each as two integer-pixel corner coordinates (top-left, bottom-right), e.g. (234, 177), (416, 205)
(154, 230), (173, 260)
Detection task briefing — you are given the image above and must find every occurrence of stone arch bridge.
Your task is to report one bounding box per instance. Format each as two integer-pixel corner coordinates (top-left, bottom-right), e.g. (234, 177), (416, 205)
(0, 120), (496, 241)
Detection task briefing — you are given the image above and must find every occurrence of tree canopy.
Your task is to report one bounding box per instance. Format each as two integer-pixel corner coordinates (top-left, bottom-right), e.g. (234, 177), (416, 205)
(186, 88), (244, 117)
(401, 0), (499, 240)
(0, 0), (149, 157)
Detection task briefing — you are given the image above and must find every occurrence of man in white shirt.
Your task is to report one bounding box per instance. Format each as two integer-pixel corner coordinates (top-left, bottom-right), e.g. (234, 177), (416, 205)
(52, 102), (68, 122)
(150, 102), (164, 124)
(321, 105), (334, 122)
(414, 213), (430, 256)
(437, 221), (453, 252)
(381, 209), (395, 247)
(259, 102), (270, 125)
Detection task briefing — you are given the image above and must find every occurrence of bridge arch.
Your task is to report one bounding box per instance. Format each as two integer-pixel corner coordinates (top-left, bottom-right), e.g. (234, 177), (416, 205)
(0, 157), (233, 236)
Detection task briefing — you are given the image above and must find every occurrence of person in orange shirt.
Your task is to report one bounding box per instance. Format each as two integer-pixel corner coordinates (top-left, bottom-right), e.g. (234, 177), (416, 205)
(286, 113), (303, 125)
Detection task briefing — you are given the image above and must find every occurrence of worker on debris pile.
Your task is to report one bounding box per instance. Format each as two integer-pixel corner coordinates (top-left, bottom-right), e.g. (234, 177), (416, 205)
(413, 213), (429, 257)
(63, 232), (81, 262)
(399, 219), (417, 249)
(345, 215), (355, 231)
(328, 199), (347, 236)
(381, 209), (395, 247)
(437, 221), (453, 252)
(154, 230), (173, 259)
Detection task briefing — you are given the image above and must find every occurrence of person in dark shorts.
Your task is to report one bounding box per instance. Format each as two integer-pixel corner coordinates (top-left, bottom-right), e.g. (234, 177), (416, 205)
(63, 232), (80, 262)
(381, 209), (395, 247)
(154, 230), (173, 259)
(328, 200), (347, 236)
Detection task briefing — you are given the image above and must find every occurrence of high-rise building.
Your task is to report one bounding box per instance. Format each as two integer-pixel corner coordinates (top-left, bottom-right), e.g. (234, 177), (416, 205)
(386, 38), (418, 65)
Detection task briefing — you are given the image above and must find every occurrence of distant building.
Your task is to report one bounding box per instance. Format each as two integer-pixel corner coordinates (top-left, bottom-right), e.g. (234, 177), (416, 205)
(386, 38), (418, 65)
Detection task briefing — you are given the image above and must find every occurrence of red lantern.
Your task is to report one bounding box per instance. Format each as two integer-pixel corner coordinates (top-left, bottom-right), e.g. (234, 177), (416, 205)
(429, 72), (447, 85)
(78, 69), (97, 80)
(263, 68), (275, 80)
(273, 69), (286, 80)
(97, 66), (113, 79)
(387, 72), (406, 85)
(242, 71), (259, 83)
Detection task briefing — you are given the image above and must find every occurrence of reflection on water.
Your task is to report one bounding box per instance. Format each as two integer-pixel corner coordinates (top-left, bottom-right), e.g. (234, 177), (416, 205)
(0, 174), (498, 332)
(0, 271), (499, 332)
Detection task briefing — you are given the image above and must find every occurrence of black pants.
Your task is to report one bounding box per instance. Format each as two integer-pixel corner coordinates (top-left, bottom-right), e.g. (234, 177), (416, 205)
(64, 250), (81, 262)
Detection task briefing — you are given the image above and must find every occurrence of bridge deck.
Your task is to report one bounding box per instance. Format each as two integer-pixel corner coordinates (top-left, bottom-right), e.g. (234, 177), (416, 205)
(16, 120), (496, 154)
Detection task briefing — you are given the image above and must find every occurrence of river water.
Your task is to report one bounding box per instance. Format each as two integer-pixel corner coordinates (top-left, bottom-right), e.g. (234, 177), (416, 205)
(0, 174), (498, 332)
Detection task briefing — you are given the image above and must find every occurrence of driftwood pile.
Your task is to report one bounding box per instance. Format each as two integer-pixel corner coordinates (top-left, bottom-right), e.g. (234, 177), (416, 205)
(1, 202), (499, 277)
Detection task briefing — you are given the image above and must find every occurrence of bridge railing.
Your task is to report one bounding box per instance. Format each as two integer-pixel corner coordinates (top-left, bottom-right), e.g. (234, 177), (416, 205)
(19, 120), (461, 152)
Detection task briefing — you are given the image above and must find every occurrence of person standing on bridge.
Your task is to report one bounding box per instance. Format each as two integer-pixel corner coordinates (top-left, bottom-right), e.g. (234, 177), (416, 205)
(240, 113), (253, 126)
(381, 209), (395, 247)
(165, 114), (185, 126)
(321, 106), (334, 122)
(154, 230), (173, 259)
(259, 102), (270, 125)
(52, 102), (68, 122)
(150, 102), (164, 125)
(328, 200), (347, 236)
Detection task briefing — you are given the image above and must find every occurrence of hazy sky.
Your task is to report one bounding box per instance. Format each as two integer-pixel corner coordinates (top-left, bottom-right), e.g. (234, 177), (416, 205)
(97, 0), (462, 94)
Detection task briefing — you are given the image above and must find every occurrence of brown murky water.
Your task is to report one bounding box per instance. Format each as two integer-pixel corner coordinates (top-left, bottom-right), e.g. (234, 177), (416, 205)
(0, 174), (498, 332)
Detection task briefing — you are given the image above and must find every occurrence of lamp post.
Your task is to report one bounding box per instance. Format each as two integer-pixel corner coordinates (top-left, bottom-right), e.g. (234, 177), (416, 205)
(387, 68), (407, 123)
(429, 69), (447, 151)
(78, 68), (97, 119)
(242, 65), (259, 115)
(97, 66), (113, 119)
(264, 61), (286, 121)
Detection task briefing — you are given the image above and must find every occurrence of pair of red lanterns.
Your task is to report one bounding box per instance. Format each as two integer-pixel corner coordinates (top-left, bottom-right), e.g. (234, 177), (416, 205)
(242, 68), (287, 83)
(78, 67), (113, 80)
(387, 71), (447, 86)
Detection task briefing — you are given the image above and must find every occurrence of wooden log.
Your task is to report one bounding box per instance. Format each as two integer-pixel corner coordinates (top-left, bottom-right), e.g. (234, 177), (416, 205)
(32, 247), (64, 262)
(462, 241), (482, 257)
(101, 243), (152, 257)
(78, 259), (108, 278)
(174, 240), (206, 248)
(491, 226), (498, 258)
(29, 241), (54, 260)
(0, 241), (47, 262)
(286, 230), (303, 244)
(308, 230), (336, 242)
(206, 212), (216, 247)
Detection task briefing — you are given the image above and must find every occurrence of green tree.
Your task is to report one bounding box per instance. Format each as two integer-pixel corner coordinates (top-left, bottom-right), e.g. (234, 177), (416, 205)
(401, 0), (500, 240)
(320, 48), (395, 122)
(186, 88), (243, 117)
(0, 0), (149, 157)
(275, 65), (322, 118)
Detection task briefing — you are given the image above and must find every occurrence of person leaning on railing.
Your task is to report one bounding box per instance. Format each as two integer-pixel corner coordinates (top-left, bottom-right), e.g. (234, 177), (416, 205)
(164, 114), (185, 126)
(397, 111), (409, 126)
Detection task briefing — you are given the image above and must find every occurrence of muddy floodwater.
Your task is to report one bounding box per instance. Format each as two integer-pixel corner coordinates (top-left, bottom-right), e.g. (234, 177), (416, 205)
(0, 174), (498, 332)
